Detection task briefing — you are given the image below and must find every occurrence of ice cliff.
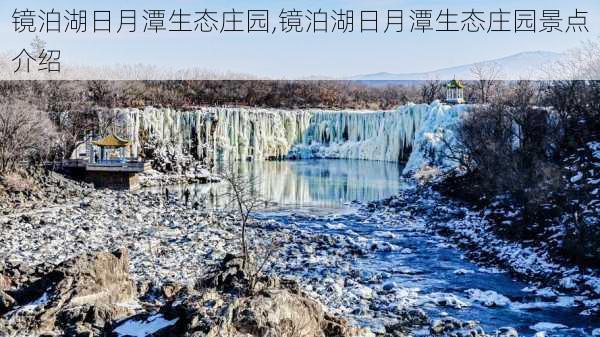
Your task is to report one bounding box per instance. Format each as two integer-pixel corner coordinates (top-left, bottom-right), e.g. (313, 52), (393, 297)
(117, 107), (312, 162)
(289, 104), (429, 162)
(402, 101), (468, 175)
(109, 102), (466, 175)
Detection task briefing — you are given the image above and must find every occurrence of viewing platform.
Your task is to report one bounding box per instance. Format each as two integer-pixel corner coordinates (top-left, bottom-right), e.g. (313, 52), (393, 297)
(85, 160), (151, 173)
(58, 134), (151, 190)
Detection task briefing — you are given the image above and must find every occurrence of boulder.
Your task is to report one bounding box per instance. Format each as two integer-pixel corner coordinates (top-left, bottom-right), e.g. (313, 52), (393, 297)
(218, 288), (350, 337)
(430, 317), (479, 336)
(197, 254), (250, 294)
(0, 274), (12, 290)
(116, 255), (356, 337)
(0, 290), (16, 314)
(150, 287), (352, 337)
(3, 248), (137, 335)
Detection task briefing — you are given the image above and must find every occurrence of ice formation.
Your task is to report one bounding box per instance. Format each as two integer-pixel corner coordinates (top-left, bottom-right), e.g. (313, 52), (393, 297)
(402, 101), (468, 175)
(290, 104), (430, 162)
(107, 102), (465, 173)
(116, 107), (312, 162)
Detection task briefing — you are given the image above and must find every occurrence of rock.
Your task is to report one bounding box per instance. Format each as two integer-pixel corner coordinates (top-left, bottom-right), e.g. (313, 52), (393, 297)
(431, 319), (447, 334)
(430, 317), (463, 335)
(197, 254), (250, 294)
(382, 282), (397, 292)
(466, 289), (511, 307)
(141, 255), (357, 337)
(0, 273), (12, 290)
(496, 326), (518, 337)
(0, 290), (16, 314)
(386, 308), (429, 336)
(3, 249), (137, 335)
(223, 288), (351, 337)
(399, 308), (429, 326)
(161, 282), (184, 299)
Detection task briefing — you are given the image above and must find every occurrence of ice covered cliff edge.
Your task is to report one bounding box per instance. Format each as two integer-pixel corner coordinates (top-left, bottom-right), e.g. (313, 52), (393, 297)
(110, 102), (466, 174)
(403, 101), (468, 175)
(288, 104), (428, 162)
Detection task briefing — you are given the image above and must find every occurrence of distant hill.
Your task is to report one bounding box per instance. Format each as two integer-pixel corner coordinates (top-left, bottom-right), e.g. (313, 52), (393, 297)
(350, 51), (562, 83)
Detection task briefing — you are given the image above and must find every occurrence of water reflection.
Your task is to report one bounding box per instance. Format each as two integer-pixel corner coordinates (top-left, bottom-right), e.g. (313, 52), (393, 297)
(145, 160), (406, 209)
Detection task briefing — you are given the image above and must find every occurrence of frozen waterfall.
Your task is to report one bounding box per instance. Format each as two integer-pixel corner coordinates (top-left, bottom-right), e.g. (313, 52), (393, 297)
(108, 103), (463, 169)
(114, 107), (312, 162)
(290, 104), (430, 162)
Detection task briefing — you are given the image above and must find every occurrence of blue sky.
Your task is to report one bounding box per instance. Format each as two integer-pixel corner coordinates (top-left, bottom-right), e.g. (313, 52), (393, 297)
(1, 0), (598, 78)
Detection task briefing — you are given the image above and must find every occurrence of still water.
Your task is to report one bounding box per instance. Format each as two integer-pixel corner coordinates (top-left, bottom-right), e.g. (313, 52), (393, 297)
(154, 159), (406, 211)
(147, 159), (598, 337)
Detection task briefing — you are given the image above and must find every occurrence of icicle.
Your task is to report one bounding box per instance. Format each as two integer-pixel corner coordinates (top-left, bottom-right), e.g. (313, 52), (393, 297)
(106, 103), (460, 165)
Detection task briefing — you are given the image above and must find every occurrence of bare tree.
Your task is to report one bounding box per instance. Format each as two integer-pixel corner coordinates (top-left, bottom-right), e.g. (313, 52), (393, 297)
(0, 101), (55, 173)
(217, 163), (285, 294)
(470, 62), (503, 103)
(550, 38), (600, 80)
(438, 129), (476, 174)
(49, 110), (99, 160)
(218, 163), (263, 270)
(420, 79), (444, 103)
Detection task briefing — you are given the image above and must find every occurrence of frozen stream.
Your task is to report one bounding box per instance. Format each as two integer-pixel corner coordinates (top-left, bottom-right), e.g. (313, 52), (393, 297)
(149, 160), (599, 337)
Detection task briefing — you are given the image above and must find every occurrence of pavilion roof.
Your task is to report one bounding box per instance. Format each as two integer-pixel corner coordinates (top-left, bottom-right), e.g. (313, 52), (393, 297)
(92, 134), (131, 148)
(447, 79), (465, 89)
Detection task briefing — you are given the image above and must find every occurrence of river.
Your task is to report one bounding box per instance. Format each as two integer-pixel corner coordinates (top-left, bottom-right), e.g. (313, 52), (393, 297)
(148, 159), (599, 337)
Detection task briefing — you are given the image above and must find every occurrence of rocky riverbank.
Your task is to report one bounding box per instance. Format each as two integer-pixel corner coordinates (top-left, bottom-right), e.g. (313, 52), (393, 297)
(0, 249), (358, 337)
(138, 168), (219, 188)
(0, 170), (94, 215)
(368, 186), (600, 318)
(0, 174), (517, 337)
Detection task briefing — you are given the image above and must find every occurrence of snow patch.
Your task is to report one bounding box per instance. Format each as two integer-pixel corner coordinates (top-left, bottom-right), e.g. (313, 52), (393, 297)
(529, 322), (568, 332)
(570, 172), (583, 183)
(466, 289), (511, 307)
(114, 314), (178, 337)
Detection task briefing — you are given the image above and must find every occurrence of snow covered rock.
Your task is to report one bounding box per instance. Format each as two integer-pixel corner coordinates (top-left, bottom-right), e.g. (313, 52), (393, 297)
(495, 326), (518, 337)
(424, 292), (470, 309)
(2, 249), (137, 336)
(141, 255), (358, 337)
(466, 289), (511, 307)
(352, 284), (374, 300)
(529, 322), (568, 331)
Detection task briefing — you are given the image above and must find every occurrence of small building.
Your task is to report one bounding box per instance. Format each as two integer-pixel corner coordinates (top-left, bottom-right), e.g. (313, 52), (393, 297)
(60, 134), (150, 190)
(91, 134), (134, 165)
(446, 79), (465, 104)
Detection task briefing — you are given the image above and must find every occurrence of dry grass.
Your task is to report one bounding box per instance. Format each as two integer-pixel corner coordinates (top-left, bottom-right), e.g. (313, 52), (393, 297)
(0, 172), (38, 194)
